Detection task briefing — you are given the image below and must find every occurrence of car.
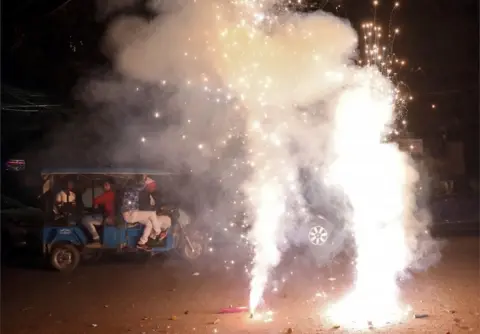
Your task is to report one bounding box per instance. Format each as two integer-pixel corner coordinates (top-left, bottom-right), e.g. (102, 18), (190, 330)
(1, 195), (44, 260)
(297, 167), (354, 265)
(429, 191), (479, 233)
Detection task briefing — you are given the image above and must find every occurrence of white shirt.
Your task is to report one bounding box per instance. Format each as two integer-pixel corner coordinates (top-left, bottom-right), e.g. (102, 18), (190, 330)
(54, 190), (76, 215)
(56, 190), (76, 205)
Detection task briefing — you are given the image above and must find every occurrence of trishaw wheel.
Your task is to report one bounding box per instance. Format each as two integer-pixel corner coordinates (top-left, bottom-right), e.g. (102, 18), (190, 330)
(180, 231), (205, 261)
(50, 244), (80, 272)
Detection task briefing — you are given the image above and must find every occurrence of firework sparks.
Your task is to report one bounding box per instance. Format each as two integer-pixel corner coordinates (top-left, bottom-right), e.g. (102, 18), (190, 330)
(319, 2), (421, 328)
(324, 68), (416, 329)
(358, 1), (412, 137)
(103, 0), (427, 327)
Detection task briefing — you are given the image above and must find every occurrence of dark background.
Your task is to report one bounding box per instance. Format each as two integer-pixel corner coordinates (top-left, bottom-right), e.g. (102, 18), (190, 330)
(1, 0), (479, 174)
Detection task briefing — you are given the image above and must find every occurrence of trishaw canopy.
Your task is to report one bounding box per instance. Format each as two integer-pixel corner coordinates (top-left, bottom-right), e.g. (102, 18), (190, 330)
(40, 168), (178, 195)
(41, 168), (176, 176)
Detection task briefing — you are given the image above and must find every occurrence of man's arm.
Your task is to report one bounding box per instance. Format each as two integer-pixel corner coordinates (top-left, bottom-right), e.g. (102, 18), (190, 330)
(55, 192), (63, 204)
(54, 192), (64, 214)
(93, 193), (107, 208)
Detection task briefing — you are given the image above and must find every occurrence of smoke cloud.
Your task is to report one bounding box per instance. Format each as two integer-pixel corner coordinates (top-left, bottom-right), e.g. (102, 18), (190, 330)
(93, 0), (359, 223)
(82, 0), (441, 313)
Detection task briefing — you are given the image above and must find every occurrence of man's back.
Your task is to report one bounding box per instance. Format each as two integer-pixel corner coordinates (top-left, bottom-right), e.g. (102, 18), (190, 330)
(95, 190), (115, 217)
(121, 187), (140, 212)
(54, 190), (76, 215)
(56, 190), (76, 204)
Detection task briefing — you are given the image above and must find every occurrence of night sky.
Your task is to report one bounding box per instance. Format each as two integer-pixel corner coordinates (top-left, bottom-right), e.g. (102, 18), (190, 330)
(1, 0), (479, 174)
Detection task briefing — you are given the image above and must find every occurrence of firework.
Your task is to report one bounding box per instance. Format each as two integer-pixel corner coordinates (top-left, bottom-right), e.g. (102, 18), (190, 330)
(105, 0), (423, 328)
(357, 1), (412, 138)
(324, 68), (415, 328)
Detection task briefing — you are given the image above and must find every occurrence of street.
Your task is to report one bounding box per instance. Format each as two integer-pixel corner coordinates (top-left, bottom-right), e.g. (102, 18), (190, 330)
(2, 235), (479, 334)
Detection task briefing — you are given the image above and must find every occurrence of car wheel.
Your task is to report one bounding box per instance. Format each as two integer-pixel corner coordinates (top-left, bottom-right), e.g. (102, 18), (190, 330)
(50, 244), (80, 272)
(308, 224), (330, 246)
(307, 215), (348, 267)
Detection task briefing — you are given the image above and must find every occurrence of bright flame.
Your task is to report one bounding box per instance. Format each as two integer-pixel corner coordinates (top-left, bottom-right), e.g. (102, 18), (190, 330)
(247, 180), (285, 313)
(325, 69), (413, 328)
(249, 310), (275, 323)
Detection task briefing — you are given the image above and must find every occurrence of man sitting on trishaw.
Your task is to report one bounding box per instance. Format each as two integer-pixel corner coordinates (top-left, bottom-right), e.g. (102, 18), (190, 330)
(82, 175), (171, 250)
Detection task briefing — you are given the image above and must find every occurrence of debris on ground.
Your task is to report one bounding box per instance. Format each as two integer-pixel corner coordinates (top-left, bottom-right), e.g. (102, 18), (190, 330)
(91, 324), (98, 328)
(209, 318), (220, 325)
(184, 310), (189, 315)
(286, 327), (293, 333)
(169, 315), (177, 321)
(414, 314), (429, 319)
(104, 305), (109, 308)
(457, 325), (470, 330)
(192, 272), (200, 276)
(218, 306), (248, 314)
(331, 325), (340, 330)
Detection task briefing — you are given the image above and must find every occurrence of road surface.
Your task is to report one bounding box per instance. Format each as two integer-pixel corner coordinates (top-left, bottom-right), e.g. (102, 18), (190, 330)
(2, 235), (479, 334)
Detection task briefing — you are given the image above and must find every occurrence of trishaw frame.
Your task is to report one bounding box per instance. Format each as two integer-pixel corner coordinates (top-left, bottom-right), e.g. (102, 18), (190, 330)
(39, 168), (203, 272)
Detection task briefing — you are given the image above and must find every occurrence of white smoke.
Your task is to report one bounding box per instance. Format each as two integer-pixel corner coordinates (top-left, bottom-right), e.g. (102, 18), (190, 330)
(88, 0), (440, 318)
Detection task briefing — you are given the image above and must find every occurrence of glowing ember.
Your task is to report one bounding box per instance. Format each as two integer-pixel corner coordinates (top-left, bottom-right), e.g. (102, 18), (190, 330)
(325, 290), (410, 329)
(250, 310), (274, 323)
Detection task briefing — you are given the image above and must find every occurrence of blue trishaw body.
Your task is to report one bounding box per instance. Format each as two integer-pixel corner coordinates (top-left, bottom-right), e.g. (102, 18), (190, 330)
(43, 222), (175, 254)
(40, 168), (203, 271)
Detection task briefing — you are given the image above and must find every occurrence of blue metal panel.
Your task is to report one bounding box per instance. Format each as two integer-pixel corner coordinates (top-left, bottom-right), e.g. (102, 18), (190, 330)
(102, 225), (126, 248)
(42, 226), (88, 248)
(125, 226), (144, 247)
(101, 225), (146, 248)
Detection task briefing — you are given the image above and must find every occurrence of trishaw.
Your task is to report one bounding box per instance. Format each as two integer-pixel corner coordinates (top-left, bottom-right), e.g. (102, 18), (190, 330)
(40, 168), (206, 272)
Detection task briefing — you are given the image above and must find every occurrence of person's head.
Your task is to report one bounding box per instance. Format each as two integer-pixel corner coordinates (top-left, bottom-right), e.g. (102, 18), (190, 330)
(67, 180), (74, 191)
(103, 181), (112, 192)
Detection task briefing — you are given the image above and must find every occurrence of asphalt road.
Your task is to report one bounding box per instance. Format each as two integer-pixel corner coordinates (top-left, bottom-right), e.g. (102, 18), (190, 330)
(2, 235), (479, 334)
